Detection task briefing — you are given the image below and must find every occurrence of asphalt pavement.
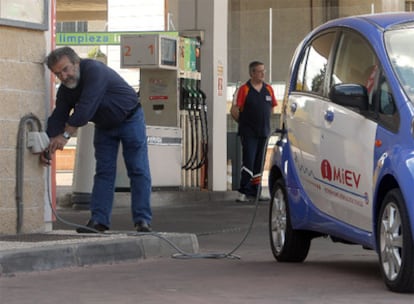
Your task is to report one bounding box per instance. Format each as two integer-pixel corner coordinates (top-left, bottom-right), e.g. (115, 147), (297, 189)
(0, 185), (270, 275)
(3, 187), (413, 303)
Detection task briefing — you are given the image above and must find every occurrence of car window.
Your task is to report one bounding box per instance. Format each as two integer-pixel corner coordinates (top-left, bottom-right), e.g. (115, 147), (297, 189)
(385, 27), (414, 102)
(329, 30), (399, 132)
(373, 73), (400, 132)
(379, 81), (395, 115)
(294, 29), (400, 132)
(331, 31), (378, 106)
(296, 32), (336, 95)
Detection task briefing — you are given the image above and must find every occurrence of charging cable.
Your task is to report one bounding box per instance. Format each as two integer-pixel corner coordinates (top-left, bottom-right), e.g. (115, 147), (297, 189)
(46, 136), (270, 260)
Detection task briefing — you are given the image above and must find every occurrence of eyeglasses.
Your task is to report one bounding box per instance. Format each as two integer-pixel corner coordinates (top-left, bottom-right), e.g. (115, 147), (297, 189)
(254, 69), (266, 74)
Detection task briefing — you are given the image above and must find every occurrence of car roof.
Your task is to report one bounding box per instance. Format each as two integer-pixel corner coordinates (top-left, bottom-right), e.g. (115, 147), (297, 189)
(320, 12), (414, 32)
(287, 12), (414, 94)
(360, 12), (414, 29)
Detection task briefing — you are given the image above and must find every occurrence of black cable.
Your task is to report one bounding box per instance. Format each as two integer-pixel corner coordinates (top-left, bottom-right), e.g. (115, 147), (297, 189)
(171, 136), (270, 259)
(182, 105), (196, 170)
(189, 103), (200, 170)
(46, 136), (270, 260)
(193, 92), (207, 170)
(183, 98), (199, 170)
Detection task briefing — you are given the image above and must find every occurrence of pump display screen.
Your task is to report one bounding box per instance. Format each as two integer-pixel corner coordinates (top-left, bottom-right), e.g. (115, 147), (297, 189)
(160, 37), (177, 67)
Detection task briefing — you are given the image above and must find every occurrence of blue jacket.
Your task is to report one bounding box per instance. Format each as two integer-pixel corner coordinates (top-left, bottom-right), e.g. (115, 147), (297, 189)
(47, 59), (138, 137)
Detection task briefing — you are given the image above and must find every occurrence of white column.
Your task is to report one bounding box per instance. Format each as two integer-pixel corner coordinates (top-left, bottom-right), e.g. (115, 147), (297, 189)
(189, 0), (228, 191)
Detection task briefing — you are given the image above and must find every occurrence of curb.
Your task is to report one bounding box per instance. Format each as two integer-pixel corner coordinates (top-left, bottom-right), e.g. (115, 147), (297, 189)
(0, 232), (198, 275)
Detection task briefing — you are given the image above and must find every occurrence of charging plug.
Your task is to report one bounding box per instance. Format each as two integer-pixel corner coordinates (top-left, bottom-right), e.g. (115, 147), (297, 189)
(27, 131), (50, 154)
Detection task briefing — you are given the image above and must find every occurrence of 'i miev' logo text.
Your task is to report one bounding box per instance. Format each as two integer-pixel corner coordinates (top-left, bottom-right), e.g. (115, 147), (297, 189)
(321, 159), (361, 189)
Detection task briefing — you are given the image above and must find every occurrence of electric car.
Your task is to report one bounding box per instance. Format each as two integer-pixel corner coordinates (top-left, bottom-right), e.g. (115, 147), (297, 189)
(268, 13), (414, 293)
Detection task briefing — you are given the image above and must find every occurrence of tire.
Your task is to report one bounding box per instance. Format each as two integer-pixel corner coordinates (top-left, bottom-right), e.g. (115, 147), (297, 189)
(377, 189), (414, 293)
(269, 178), (311, 262)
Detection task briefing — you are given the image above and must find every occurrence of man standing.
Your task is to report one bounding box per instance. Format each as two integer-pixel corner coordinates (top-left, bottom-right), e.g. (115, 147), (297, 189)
(42, 47), (152, 232)
(232, 61), (277, 202)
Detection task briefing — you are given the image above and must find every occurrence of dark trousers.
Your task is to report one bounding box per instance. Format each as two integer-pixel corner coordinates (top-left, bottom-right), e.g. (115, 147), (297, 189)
(239, 136), (268, 197)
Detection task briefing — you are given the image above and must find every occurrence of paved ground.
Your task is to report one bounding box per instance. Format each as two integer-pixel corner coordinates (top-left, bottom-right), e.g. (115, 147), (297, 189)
(0, 183), (268, 275)
(2, 178), (414, 301)
(2, 195), (414, 303)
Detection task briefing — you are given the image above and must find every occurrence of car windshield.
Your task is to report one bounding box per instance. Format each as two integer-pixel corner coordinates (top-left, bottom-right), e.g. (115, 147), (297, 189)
(385, 26), (414, 102)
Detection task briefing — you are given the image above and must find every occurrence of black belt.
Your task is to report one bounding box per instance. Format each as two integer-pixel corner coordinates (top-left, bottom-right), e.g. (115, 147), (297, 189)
(126, 103), (141, 119)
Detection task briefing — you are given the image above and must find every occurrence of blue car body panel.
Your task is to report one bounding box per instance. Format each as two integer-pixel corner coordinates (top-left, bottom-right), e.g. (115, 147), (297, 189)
(270, 13), (414, 251)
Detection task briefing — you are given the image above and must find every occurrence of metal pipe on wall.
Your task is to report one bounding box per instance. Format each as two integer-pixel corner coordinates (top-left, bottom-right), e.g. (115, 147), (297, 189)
(16, 114), (42, 234)
(310, 0), (314, 29)
(269, 7), (272, 84)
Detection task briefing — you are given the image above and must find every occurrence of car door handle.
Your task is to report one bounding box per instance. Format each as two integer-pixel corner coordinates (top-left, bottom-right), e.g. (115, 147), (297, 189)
(324, 110), (334, 122)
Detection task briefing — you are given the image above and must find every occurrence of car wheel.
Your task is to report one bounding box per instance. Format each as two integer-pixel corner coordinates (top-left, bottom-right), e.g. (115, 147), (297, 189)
(269, 178), (311, 262)
(377, 189), (414, 293)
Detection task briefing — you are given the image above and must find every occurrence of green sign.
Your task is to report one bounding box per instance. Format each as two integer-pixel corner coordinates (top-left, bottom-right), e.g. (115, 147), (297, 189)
(56, 31), (178, 46)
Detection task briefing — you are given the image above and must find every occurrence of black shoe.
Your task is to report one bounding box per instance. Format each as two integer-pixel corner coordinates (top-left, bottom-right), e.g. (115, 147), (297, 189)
(76, 219), (109, 233)
(135, 220), (152, 232)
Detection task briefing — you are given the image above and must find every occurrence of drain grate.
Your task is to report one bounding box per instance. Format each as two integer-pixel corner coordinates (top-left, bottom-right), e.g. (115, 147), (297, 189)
(0, 233), (97, 242)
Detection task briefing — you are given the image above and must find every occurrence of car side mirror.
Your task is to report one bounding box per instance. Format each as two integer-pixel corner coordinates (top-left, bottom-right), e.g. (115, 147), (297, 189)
(329, 84), (369, 112)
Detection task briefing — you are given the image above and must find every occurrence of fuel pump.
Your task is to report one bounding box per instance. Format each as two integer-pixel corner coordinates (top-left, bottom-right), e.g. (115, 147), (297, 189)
(173, 35), (205, 188)
(120, 34), (182, 189)
(182, 76), (203, 171)
(119, 33), (206, 190)
(180, 72), (209, 189)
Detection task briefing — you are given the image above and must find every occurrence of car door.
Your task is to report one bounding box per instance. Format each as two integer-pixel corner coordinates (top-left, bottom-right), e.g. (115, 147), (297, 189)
(286, 32), (337, 207)
(318, 30), (378, 232)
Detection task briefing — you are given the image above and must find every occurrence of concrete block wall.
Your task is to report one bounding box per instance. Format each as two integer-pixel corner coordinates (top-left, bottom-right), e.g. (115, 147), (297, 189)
(0, 27), (48, 234)
(228, 0), (403, 85)
(228, 0), (320, 85)
(339, 0), (405, 15)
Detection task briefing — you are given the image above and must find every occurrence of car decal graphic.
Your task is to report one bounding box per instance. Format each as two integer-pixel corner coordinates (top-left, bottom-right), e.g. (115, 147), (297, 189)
(295, 155), (369, 207)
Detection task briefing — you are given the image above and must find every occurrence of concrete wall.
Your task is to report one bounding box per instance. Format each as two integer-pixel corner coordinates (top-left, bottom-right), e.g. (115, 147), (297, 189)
(228, 0), (405, 85)
(228, 0), (316, 84)
(381, 0), (405, 12)
(0, 27), (48, 234)
(339, 0), (405, 15)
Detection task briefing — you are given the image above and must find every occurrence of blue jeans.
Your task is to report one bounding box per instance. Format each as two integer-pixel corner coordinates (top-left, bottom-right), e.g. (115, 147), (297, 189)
(239, 136), (267, 197)
(90, 107), (152, 228)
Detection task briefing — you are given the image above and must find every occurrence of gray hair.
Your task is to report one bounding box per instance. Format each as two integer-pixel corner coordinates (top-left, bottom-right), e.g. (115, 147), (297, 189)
(249, 61), (264, 76)
(45, 47), (81, 69)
